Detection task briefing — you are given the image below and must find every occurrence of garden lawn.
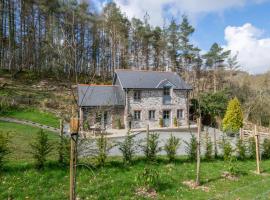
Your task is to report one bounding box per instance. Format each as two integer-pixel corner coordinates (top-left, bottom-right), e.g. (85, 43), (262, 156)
(1, 108), (60, 128)
(1, 122), (270, 199)
(1, 158), (270, 199)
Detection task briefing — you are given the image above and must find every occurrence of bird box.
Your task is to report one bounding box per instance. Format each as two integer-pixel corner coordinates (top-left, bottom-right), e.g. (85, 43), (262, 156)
(70, 117), (79, 134)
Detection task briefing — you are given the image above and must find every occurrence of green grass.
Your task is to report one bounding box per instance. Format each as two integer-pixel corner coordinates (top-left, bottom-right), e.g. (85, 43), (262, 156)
(1, 157), (270, 199)
(1, 121), (270, 199)
(1, 108), (60, 128)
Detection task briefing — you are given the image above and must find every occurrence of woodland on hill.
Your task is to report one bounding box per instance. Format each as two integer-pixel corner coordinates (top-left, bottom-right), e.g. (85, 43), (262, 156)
(0, 0), (269, 127)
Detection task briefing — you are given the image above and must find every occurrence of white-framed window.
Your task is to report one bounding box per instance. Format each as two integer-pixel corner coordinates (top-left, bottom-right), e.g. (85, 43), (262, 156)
(163, 86), (171, 104)
(134, 110), (141, 120)
(148, 110), (155, 120)
(177, 109), (184, 119)
(134, 90), (141, 101)
(163, 87), (170, 96)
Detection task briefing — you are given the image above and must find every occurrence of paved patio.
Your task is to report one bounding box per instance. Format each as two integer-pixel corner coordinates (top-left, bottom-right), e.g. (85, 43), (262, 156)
(81, 124), (198, 138)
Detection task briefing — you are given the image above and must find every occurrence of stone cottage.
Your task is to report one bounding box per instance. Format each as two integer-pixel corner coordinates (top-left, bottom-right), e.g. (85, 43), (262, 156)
(78, 69), (192, 130)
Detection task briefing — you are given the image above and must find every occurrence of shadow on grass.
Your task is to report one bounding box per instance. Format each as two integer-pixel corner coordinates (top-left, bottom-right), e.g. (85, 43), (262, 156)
(156, 180), (174, 192)
(2, 161), (66, 174)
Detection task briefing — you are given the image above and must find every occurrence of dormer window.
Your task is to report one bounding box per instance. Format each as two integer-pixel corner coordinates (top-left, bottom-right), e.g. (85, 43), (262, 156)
(163, 87), (170, 96)
(163, 86), (171, 104)
(134, 90), (141, 101)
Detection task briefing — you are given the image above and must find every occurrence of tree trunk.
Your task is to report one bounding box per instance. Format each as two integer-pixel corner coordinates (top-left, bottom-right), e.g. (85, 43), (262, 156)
(195, 117), (201, 186)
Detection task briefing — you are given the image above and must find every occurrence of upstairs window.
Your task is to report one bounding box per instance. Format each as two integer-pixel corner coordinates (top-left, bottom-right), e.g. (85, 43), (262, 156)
(177, 109), (184, 119)
(134, 110), (141, 120)
(163, 87), (171, 104)
(148, 110), (155, 120)
(134, 91), (141, 101)
(163, 87), (170, 96)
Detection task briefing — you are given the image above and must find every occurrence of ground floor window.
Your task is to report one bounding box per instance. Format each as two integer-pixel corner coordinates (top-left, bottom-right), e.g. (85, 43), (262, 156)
(177, 109), (184, 119)
(163, 110), (170, 119)
(95, 112), (102, 123)
(134, 110), (141, 120)
(148, 110), (155, 120)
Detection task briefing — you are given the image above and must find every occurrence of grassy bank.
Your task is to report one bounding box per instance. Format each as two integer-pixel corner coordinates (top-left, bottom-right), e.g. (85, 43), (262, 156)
(1, 108), (60, 128)
(0, 121), (59, 162)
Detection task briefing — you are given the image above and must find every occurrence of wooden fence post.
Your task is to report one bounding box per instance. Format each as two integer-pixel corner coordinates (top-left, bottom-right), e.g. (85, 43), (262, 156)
(60, 119), (63, 137)
(196, 117), (201, 186)
(239, 128), (243, 140)
(70, 117), (79, 200)
(213, 127), (217, 158)
(254, 125), (260, 174)
(146, 124), (149, 156)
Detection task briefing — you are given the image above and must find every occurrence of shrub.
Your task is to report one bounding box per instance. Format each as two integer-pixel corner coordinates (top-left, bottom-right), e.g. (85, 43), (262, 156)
(116, 117), (122, 129)
(262, 138), (270, 159)
(0, 131), (10, 169)
(118, 131), (137, 164)
(184, 134), (197, 161)
(220, 137), (233, 161)
(96, 133), (114, 166)
(204, 135), (213, 161)
(58, 135), (70, 166)
(228, 156), (238, 175)
(42, 98), (59, 109)
(222, 97), (243, 134)
(0, 97), (18, 114)
(141, 133), (161, 161)
(248, 137), (256, 159)
(164, 134), (181, 161)
(159, 118), (163, 127)
(173, 117), (178, 127)
(30, 130), (53, 169)
(236, 138), (246, 160)
(136, 167), (160, 189)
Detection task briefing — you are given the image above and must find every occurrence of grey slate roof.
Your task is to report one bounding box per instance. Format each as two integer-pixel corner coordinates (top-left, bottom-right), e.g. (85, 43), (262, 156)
(78, 85), (125, 107)
(114, 70), (192, 90)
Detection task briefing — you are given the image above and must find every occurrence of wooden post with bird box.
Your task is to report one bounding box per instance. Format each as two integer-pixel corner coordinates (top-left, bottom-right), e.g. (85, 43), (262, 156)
(69, 114), (79, 200)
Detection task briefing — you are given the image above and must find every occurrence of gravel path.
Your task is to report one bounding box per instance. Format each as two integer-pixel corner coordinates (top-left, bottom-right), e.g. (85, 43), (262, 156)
(0, 117), (60, 133)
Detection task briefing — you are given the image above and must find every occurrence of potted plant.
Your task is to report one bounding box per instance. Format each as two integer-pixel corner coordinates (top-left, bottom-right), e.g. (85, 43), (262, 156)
(159, 118), (163, 128)
(173, 117), (178, 127)
(116, 117), (122, 129)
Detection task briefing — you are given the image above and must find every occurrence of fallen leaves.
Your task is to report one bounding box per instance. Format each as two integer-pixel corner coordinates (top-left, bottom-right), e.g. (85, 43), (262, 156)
(182, 180), (210, 192)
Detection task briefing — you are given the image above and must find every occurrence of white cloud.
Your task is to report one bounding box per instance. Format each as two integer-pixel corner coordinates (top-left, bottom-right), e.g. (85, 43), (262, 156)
(113, 0), (268, 26)
(224, 23), (270, 74)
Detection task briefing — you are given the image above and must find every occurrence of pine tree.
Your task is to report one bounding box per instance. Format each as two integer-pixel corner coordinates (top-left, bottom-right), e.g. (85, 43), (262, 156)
(0, 131), (10, 169)
(203, 43), (231, 92)
(167, 19), (179, 71)
(30, 129), (53, 169)
(222, 97), (243, 134)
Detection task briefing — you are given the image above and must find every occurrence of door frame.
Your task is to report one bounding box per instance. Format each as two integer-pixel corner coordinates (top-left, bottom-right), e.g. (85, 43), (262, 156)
(162, 110), (171, 127)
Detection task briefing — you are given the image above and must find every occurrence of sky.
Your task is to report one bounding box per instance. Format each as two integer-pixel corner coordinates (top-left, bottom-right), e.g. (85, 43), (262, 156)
(89, 0), (270, 74)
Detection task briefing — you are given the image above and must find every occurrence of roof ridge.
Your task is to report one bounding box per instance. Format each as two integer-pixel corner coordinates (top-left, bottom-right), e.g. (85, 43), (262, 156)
(78, 84), (117, 87)
(115, 69), (174, 73)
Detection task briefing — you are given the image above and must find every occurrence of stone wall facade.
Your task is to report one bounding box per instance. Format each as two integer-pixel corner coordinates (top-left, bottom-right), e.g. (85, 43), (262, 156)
(80, 89), (189, 130)
(81, 106), (124, 130)
(127, 89), (188, 129)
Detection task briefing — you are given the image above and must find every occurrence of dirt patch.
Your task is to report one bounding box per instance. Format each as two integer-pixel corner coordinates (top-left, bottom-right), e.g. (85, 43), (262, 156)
(221, 171), (239, 181)
(250, 170), (270, 176)
(182, 180), (210, 192)
(135, 187), (157, 199)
